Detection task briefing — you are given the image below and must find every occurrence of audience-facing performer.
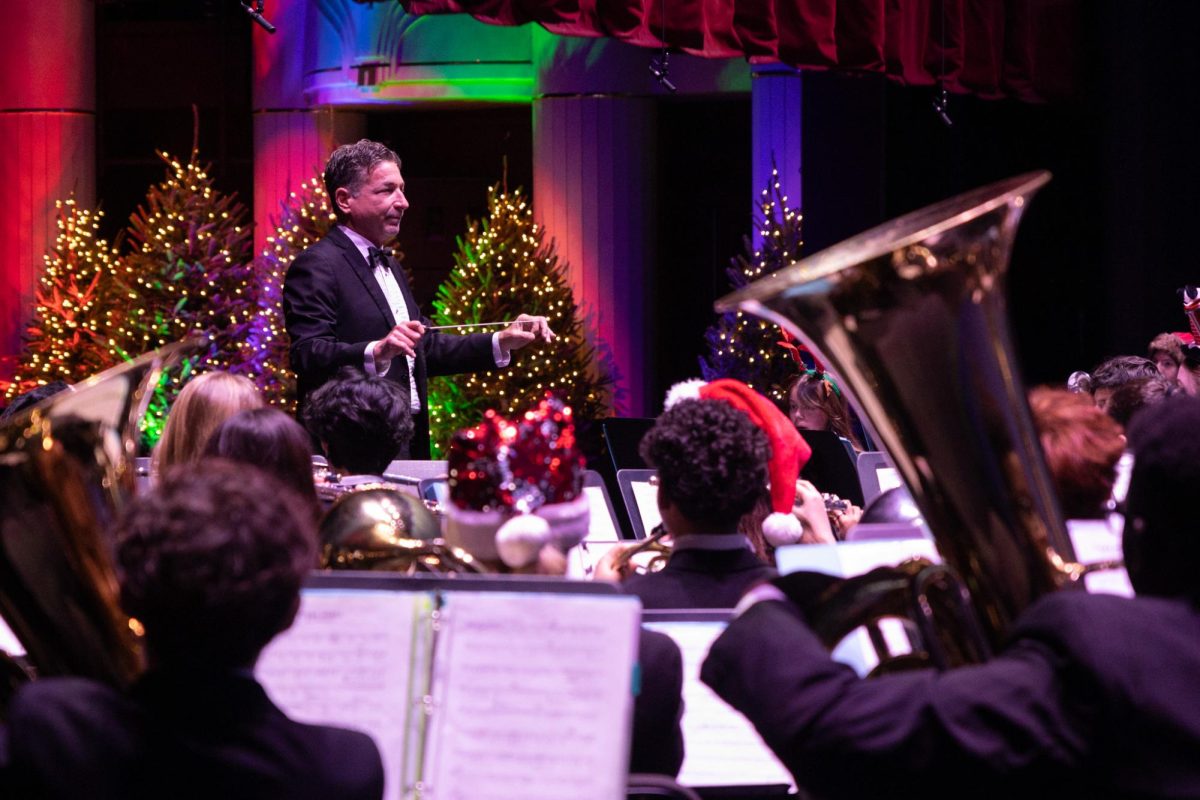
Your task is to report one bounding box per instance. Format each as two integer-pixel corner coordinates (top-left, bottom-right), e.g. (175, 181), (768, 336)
(700, 395), (1200, 800)
(786, 370), (864, 451)
(1088, 355), (1159, 412)
(1147, 331), (1186, 386)
(1103, 375), (1179, 428)
(302, 367), (413, 479)
(152, 371), (262, 476)
(204, 407), (320, 518)
(282, 138), (553, 457)
(2, 461), (384, 800)
(615, 379), (820, 609)
(1028, 387), (1125, 520)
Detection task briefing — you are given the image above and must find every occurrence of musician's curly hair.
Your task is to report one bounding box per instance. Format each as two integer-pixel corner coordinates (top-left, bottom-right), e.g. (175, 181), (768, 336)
(116, 459), (317, 667)
(639, 399), (770, 530)
(324, 139), (401, 223)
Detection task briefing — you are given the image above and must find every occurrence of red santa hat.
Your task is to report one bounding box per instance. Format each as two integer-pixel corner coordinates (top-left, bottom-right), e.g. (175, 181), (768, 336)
(664, 378), (813, 546)
(444, 393), (589, 568)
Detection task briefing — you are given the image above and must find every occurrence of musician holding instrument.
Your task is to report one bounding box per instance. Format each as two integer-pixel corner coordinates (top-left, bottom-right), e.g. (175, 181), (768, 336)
(1, 461), (384, 800)
(605, 379), (837, 608)
(283, 139), (554, 458)
(700, 395), (1200, 800)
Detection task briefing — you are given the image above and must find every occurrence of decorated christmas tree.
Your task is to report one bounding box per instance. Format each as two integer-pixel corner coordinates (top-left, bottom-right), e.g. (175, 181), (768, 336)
(5, 199), (129, 399)
(256, 174), (340, 409)
(700, 165), (805, 406)
(427, 182), (611, 457)
(118, 151), (258, 444)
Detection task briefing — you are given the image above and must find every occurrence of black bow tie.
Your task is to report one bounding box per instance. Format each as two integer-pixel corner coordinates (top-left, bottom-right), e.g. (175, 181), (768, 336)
(367, 246), (392, 267)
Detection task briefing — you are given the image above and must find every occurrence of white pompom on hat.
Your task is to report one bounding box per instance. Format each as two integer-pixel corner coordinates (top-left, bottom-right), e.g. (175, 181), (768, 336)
(665, 378), (813, 546)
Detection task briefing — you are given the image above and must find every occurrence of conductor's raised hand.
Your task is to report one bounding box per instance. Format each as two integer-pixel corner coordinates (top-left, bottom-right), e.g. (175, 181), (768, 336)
(497, 314), (555, 353)
(373, 320), (425, 361)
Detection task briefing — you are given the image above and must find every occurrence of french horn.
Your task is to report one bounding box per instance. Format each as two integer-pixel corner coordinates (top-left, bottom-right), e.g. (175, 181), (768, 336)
(0, 336), (204, 713)
(718, 171), (1080, 657)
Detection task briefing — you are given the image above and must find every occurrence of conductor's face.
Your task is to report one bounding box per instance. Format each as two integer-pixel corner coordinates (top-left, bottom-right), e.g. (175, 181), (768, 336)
(338, 160), (409, 248)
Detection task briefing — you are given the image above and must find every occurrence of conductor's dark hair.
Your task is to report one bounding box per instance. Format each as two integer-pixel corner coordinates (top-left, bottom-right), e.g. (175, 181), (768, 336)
(116, 459), (317, 668)
(204, 408), (319, 515)
(303, 368), (413, 475)
(323, 139), (401, 223)
(1124, 396), (1200, 603)
(639, 398), (770, 531)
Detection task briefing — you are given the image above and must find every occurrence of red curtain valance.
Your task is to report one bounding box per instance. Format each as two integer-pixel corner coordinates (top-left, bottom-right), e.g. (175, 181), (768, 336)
(397, 0), (1079, 102)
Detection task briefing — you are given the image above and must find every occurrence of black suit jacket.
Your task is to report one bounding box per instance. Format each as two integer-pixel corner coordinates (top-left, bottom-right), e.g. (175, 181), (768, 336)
(631, 628), (685, 777)
(701, 591), (1200, 800)
(1, 670), (384, 800)
(623, 547), (778, 610)
(283, 226), (496, 455)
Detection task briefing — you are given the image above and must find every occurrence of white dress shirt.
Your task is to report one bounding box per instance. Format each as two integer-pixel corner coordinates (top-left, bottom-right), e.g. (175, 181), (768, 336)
(338, 225), (509, 412)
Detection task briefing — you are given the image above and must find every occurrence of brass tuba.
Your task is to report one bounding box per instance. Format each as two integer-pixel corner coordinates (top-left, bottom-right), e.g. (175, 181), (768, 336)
(718, 171), (1080, 654)
(0, 337), (203, 711)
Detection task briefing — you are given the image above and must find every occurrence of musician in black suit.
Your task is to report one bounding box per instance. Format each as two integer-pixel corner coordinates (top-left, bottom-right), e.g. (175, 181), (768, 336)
(619, 398), (778, 609)
(0, 461), (384, 800)
(283, 139), (553, 458)
(700, 396), (1200, 800)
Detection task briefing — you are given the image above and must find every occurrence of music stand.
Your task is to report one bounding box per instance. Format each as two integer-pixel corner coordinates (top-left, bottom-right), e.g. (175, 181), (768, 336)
(617, 469), (660, 540)
(855, 450), (900, 506)
(798, 430), (864, 506)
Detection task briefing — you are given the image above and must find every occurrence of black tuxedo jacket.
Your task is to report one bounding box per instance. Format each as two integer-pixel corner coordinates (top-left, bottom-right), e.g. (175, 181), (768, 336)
(701, 590), (1200, 800)
(623, 547), (778, 610)
(1, 669), (384, 800)
(283, 227), (495, 454)
(631, 628), (685, 777)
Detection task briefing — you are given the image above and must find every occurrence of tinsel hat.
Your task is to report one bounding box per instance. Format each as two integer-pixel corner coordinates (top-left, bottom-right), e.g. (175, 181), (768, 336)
(665, 378), (813, 546)
(444, 393), (589, 568)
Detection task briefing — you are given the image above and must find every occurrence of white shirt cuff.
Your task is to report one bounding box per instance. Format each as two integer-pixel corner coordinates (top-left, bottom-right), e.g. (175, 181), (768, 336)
(492, 333), (511, 367)
(733, 583), (788, 618)
(364, 342), (390, 377)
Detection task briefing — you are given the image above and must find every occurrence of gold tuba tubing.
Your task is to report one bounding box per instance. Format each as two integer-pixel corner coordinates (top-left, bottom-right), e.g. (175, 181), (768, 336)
(0, 336), (205, 709)
(718, 172), (1079, 648)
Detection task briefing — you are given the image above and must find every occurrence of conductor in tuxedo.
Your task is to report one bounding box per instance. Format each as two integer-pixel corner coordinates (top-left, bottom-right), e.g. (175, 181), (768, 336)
(283, 139), (553, 458)
(1, 460), (384, 799)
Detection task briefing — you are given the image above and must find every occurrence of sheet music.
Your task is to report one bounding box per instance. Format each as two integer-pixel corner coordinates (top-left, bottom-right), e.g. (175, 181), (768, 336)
(423, 592), (640, 800)
(257, 589), (428, 800)
(583, 486), (620, 542)
(629, 481), (661, 534)
(643, 620), (793, 789)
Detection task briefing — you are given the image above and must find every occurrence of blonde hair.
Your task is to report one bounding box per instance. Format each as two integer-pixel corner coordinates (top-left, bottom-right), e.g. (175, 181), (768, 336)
(153, 372), (264, 474)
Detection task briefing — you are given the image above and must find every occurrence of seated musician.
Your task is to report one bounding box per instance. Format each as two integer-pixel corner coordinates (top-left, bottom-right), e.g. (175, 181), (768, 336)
(0, 461), (384, 800)
(700, 395), (1200, 799)
(303, 366), (413, 484)
(607, 379), (833, 609)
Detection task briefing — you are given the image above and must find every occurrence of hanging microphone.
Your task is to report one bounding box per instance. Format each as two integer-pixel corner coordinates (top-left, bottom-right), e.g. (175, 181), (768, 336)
(240, 1), (277, 34)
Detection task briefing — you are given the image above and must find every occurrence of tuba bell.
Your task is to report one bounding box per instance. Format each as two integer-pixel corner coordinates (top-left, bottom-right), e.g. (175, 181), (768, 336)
(718, 171), (1080, 655)
(0, 336), (204, 713)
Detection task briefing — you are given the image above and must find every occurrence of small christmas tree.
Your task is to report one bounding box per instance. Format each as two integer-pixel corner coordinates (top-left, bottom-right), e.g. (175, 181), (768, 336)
(700, 165), (805, 406)
(427, 182), (611, 457)
(5, 198), (128, 399)
(255, 174), (340, 409)
(117, 151), (258, 445)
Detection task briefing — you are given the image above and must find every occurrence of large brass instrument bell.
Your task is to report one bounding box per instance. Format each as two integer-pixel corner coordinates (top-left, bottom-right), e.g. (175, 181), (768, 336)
(0, 337), (204, 713)
(319, 484), (486, 574)
(719, 172), (1079, 657)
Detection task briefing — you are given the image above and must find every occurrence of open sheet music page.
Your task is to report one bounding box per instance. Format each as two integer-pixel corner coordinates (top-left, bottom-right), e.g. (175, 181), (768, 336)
(257, 589), (428, 800)
(423, 591), (640, 800)
(643, 619), (793, 789)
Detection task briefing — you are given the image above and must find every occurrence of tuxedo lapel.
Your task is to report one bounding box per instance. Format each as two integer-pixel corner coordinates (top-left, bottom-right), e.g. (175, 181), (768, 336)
(329, 227), (396, 327)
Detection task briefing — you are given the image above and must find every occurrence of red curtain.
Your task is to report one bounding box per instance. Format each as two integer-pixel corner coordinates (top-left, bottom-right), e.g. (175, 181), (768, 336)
(398, 0), (1079, 102)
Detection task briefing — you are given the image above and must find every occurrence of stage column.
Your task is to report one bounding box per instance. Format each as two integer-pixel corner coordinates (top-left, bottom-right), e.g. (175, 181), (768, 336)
(752, 66), (803, 243)
(0, 0), (96, 369)
(252, 0), (364, 255)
